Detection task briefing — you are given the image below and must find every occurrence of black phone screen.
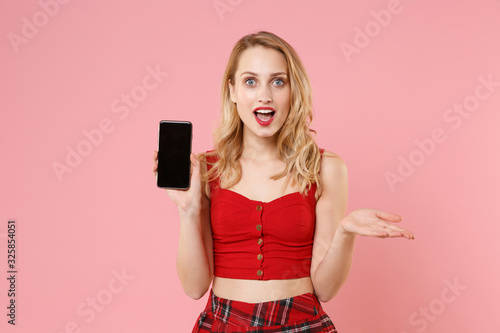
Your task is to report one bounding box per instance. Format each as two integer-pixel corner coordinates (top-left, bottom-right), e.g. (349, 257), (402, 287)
(157, 120), (192, 189)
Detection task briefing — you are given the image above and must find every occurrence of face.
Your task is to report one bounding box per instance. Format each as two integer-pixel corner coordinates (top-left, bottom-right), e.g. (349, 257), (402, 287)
(229, 46), (291, 141)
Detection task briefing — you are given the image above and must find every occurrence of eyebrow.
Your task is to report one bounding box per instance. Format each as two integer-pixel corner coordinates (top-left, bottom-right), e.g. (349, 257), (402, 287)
(240, 71), (288, 77)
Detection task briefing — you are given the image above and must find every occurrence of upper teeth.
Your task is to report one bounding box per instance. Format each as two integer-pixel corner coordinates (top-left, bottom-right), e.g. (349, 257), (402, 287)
(256, 110), (274, 114)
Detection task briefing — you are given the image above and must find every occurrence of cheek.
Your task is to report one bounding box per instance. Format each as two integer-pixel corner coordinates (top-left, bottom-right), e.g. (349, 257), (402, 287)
(240, 88), (255, 102)
(234, 84), (252, 101)
(276, 94), (291, 114)
(276, 88), (291, 105)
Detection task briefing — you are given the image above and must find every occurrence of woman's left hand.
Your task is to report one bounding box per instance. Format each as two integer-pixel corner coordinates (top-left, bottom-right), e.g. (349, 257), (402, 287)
(339, 208), (415, 240)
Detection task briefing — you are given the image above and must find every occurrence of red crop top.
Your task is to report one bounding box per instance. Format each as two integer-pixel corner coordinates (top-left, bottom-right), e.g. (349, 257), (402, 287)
(206, 149), (323, 280)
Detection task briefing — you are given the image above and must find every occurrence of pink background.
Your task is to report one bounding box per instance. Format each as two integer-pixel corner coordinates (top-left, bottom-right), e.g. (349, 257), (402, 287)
(1, 0), (499, 332)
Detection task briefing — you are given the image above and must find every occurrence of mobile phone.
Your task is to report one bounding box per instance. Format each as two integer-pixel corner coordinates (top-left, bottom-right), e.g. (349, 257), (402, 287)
(156, 120), (193, 189)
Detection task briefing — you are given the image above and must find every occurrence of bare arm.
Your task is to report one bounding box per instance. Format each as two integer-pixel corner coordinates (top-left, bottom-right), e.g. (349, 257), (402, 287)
(154, 152), (213, 299)
(310, 151), (415, 303)
(176, 194), (213, 300)
(310, 152), (351, 302)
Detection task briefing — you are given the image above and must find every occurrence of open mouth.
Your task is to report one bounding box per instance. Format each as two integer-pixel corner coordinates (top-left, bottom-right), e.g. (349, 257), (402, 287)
(253, 109), (276, 122)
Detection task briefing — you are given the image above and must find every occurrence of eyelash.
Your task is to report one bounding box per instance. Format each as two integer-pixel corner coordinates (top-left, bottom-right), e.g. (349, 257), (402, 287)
(245, 78), (285, 86)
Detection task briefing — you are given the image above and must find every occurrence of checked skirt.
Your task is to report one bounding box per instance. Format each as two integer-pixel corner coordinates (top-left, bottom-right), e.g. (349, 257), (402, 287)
(192, 289), (338, 332)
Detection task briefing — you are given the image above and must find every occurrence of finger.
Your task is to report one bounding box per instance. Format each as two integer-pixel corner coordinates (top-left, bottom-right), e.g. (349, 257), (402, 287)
(386, 223), (414, 239)
(351, 225), (390, 238)
(190, 153), (201, 180)
(190, 153), (198, 170)
(373, 229), (413, 239)
(372, 230), (390, 238)
(380, 226), (415, 239)
(356, 221), (415, 239)
(356, 221), (410, 238)
(377, 222), (414, 237)
(378, 222), (406, 232)
(389, 230), (415, 240)
(190, 152), (198, 166)
(153, 151), (158, 174)
(375, 210), (402, 222)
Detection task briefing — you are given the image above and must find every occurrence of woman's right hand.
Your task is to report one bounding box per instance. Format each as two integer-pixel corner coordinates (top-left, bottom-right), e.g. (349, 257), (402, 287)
(153, 150), (205, 216)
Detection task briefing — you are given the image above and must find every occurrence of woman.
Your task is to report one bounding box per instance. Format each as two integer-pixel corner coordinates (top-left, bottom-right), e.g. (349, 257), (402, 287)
(154, 31), (414, 332)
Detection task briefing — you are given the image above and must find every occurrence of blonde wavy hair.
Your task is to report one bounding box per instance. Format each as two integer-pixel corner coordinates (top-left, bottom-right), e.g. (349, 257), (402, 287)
(201, 31), (322, 196)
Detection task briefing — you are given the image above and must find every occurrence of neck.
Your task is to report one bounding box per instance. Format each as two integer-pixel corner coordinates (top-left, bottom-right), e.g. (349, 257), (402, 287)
(240, 128), (280, 161)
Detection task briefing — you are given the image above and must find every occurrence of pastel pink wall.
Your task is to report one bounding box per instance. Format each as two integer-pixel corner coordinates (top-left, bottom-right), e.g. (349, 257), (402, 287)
(1, 0), (499, 332)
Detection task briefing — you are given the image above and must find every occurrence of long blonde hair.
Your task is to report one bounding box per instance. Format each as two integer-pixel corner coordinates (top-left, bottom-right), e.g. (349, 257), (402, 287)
(201, 31), (322, 196)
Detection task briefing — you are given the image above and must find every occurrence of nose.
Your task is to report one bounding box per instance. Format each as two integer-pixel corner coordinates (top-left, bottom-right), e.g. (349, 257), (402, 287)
(258, 85), (272, 103)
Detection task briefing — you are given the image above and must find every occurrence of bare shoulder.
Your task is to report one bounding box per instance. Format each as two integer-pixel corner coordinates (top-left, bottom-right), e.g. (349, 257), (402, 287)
(320, 149), (347, 175)
(317, 149), (348, 197)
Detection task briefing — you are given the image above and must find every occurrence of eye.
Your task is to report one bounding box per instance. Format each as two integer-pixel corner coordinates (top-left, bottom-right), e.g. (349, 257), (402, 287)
(273, 78), (285, 86)
(245, 78), (256, 86)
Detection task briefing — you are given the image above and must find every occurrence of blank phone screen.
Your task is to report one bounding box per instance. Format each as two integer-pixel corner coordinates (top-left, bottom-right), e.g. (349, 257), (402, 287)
(157, 121), (192, 189)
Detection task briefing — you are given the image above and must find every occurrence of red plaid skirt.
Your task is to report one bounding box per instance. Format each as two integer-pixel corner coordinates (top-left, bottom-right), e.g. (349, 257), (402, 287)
(192, 289), (338, 332)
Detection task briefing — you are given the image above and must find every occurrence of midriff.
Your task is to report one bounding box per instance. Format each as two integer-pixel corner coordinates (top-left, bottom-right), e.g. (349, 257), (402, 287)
(212, 276), (314, 303)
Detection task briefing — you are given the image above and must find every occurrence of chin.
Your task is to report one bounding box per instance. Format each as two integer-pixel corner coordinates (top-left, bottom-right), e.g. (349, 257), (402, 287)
(257, 130), (280, 139)
(243, 122), (282, 140)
